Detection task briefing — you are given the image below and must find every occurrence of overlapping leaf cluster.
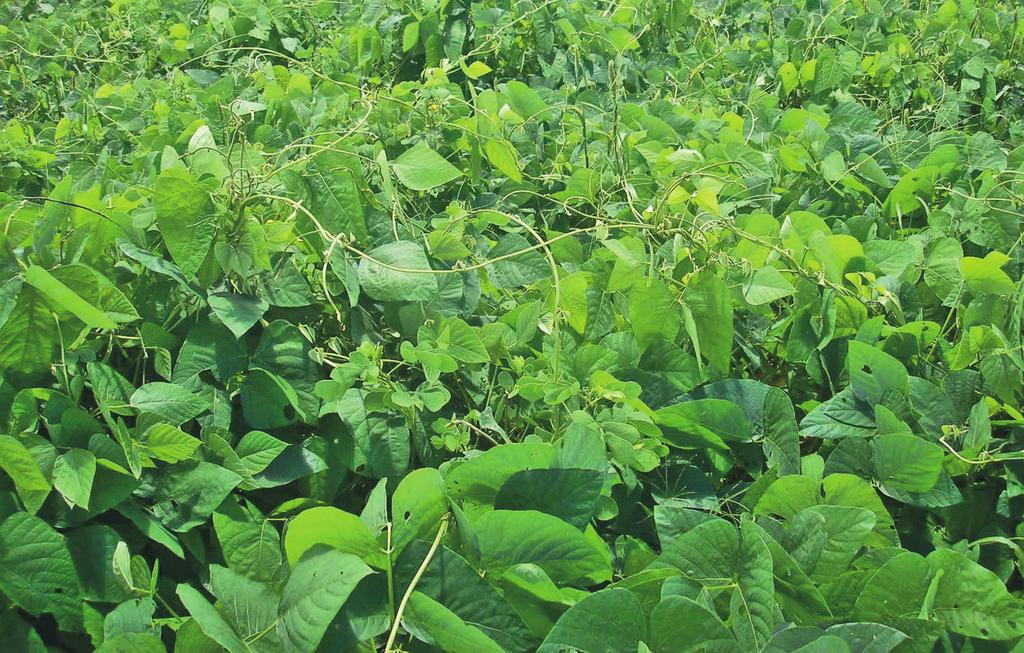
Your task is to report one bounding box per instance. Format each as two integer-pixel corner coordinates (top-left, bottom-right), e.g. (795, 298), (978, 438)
(2, 0), (1024, 651)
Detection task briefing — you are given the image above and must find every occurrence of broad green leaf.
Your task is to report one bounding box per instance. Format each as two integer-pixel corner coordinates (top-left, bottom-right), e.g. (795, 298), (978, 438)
(153, 167), (217, 276)
(392, 143), (463, 191)
(445, 442), (558, 509)
(176, 584), (250, 653)
(214, 499), (282, 582)
(148, 461), (242, 532)
(0, 434), (51, 513)
(24, 265), (117, 330)
(484, 139), (523, 182)
(743, 266), (795, 306)
(960, 252), (1015, 297)
(130, 382), (208, 425)
(357, 241), (439, 302)
(537, 588), (644, 653)
(284, 506), (385, 568)
(208, 292), (269, 339)
(871, 434), (943, 493)
(630, 277), (680, 352)
(52, 447), (96, 508)
(0, 512), (83, 631)
(656, 399), (753, 451)
(730, 520), (775, 650)
(142, 423), (202, 463)
(475, 510), (611, 585)
(395, 543), (536, 652)
(684, 271), (732, 372)
(651, 595), (738, 653)
(391, 467), (448, 558)
(404, 591), (505, 653)
(495, 468), (604, 530)
(486, 233), (550, 288)
(0, 286), (59, 385)
(276, 549), (373, 653)
(927, 548), (1024, 640)
(240, 368), (304, 430)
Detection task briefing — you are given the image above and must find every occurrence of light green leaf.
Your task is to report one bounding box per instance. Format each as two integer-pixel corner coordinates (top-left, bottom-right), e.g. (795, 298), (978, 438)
(743, 266), (795, 306)
(404, 591), (505, 653)
(475, 510), (611, 585)
(142, 423), (201, 463)
(392, 143), (462, 191)
(214, 500), (282, 582)
(53, 448), (96, 509)
(0, 434), (51, 513)
(153, 167), (217, 276)
(651, 595), (737, 653)
(484, 139), (522, 182)
(176, 584), (250, 653)
(684, 271), (732, 373)
(486, 233), (550, 288)
(392, 468), (448, 558)
(284, 506), (386, 568)
(0, 286), (59, 385)
(24, 265), (117, 330)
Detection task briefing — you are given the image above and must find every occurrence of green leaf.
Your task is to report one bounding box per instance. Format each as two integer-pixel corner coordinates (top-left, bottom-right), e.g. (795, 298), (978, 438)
(284, 506), (386, 568)
(53, 448), (96, 508)
(392, 143), (463, 191)
(276, 549), (373, 653)
(176, 584), (251, 653)
(650, 596), (737, 653)
(395, 543), (536, 652)
(0, 286), (59, 385)
(0, 434), (51, 513)
(0, 512), (83, 631)
(537, 588), (644, 653)
(214, 499), (282, 582)
(684, 271), (733, 372)
(475, 510), (611, 585)
(357, 241), (439, 302)
(486, 233), (550, 288)
(240, 368), (305, 430)
(743, 266), (795, 306)
(960, 252), (1016, 297)
(505, 81), (552, 122)
(656, 399), (753, 451)
(484, 139), (523, 182)
(495, 468), (604, 530)
(730, 520), (775, 650)
(153, 167), (217, 276)
(392, 467), (448, 558)
(130, 382), (209, 425)
(208, 292), (269, 339)
(630, 277), (680, 352)
(404, 591), (506, 653)
(24, 265), (117, 330)
(871, 434), (943, 494)
(148, 461), (242, 532)
(927, 548), (1024, 640)
(142, 423), (202, 463)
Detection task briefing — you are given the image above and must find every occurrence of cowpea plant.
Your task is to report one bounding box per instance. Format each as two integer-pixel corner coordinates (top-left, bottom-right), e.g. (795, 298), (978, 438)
(2, 0), (1024, 651)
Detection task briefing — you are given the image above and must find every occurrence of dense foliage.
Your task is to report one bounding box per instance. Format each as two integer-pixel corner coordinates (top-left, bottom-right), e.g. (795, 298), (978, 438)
(2, 0), (1024, 651)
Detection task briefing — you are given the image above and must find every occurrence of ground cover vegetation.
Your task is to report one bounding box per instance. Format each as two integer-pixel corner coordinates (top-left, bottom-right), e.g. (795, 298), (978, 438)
(2, 0), (1024, 651)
